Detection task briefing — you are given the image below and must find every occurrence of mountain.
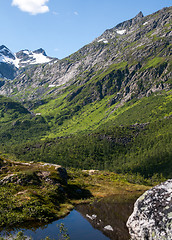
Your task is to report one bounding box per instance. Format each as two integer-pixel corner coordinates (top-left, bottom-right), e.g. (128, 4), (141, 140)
(0, 7), (171, 179)
(15, 48), (53, 68)
(0, 45), (54, 80)
(0, 7), (171, 102)
(0, 45), (18, 79)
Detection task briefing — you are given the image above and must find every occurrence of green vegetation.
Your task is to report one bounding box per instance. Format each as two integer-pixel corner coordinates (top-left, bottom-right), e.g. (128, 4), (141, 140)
(0, 154), (150, 230)
(0, 90), (171, 180)
(0, 7), (172, 233)
(0, 224), (70, 240)
(8, 115), (171, 179)
(141, 57), (165, 70)
(0, 156), (71, 229)
(0, 95), (29, 123)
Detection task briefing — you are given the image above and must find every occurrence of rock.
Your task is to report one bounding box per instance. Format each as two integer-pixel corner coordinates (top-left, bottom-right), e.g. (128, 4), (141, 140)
(56, 166), (68, 184)
(0, 174), (18, 185)
(37, 163), (68, 184)
(127, 179), (172, 240)
(82, 169), (99, 175)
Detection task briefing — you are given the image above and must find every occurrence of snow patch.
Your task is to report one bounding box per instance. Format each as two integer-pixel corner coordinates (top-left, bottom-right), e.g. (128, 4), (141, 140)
(97, 38), (108, 44)
(143, 21), (148, 25)
(31, 53), (50, 64)
(13, 54), (20, 68)
(48, 84), (56, 88)
(116, 29), (126, 35)
(23, 50), (30, 55)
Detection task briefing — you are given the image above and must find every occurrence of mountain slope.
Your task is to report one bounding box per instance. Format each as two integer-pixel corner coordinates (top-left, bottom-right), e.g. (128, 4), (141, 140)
(0, 7), (171, 179)
(0, 95), (30, 122)
(0, 7), (171, 102)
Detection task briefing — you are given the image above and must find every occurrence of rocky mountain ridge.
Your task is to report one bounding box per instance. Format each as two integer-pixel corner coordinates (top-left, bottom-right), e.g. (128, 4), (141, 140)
(0, 45), (54, 79)
(0, 6), (171, 106)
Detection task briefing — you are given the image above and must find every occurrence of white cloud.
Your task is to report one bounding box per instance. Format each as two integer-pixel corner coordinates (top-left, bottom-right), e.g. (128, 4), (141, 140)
(11, 0), (49, 15)
(74, 11), (78, 15)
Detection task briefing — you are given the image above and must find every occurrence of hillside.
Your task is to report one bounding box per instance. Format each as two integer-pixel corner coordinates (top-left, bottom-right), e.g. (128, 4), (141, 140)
(0, 7), (171, 180)
(0, 95), (30, 122)
(0, 7), (171, 102)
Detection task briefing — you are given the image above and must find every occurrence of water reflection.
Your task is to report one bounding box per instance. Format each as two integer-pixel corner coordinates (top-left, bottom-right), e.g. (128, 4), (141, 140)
(0, 195), (134, 240)
(76, 195), (134, 240)
(0, 210), (110, 240)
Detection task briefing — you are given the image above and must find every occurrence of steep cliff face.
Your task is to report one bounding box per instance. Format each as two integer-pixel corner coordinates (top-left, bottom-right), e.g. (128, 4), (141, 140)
(0, 7), (171, 104)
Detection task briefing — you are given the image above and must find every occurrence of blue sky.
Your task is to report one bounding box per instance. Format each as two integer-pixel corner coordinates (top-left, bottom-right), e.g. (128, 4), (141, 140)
(0, 0), (171, 59)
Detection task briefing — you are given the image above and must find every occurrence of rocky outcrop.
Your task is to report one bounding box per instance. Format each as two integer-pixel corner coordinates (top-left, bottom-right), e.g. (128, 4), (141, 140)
(127, 179), (172, 240)
(41, 162), (68, 184)
(0, 160), (68, 186)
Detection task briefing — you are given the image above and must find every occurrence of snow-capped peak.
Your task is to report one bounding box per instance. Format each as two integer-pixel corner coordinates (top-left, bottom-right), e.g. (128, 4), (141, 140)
(15, 48), (53, 68)
(0, 45), (16, 66)
(0, 45), (53, 69)
(0, 45), (15, 59)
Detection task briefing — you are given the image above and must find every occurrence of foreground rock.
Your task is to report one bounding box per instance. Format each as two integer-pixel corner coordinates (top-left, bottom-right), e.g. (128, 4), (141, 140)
(127, 179), (172, 240)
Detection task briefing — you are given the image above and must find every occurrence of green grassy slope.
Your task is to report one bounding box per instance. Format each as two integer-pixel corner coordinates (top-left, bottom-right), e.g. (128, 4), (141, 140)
(0, 95), (29, 123)
(1, 90), (170, 179)
(0, 95), (49, 144)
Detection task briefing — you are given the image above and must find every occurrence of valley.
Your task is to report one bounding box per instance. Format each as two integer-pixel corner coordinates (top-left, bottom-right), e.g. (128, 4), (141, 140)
(0, 5), (171, 240)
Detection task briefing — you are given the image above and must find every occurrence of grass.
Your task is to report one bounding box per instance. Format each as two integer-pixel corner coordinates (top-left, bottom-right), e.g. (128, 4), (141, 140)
(0, 156), (71, 229)
(68, 169), (150, 201)
(34, 90), (172, 139)
(108, 91), (172, 125)
(0, 90), (171, 179)
(0, 155), (152, 230)
(141, 57), (165, 71)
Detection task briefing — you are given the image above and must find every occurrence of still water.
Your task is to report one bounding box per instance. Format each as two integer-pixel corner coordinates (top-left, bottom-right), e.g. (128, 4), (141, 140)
(0, 210), (109, 240)
(0, 196), (134, 240)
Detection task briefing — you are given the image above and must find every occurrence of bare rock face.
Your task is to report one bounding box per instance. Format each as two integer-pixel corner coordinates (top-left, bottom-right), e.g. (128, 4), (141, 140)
(127, 179), (172, 240)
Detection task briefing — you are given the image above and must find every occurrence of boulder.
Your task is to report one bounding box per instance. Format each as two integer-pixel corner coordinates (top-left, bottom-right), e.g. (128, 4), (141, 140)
(56, 166), (68, 184)
(127, 179), (172, 240)
(41, 163), (68, 184)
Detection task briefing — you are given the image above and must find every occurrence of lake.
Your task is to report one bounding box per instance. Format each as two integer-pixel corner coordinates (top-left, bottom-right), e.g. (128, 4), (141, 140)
(0, 195), (134, 240)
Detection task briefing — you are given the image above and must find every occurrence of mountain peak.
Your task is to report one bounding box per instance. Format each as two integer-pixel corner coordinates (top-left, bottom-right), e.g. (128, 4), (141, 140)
(33, 48), (47, 56)
(115, 11), (144, 29)
(135, 11), (144, 19)
(0, 45), (7, 50)
(0, 46), (54, 79)
(15, 48), (52, 68)
(0, 45), (15, 60)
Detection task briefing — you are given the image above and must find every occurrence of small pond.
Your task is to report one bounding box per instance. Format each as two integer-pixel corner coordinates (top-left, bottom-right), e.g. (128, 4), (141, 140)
(0, 195), (134, 240)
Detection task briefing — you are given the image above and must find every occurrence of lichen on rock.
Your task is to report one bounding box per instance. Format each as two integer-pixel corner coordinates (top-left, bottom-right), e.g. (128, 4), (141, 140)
(127, 179), (172, 240)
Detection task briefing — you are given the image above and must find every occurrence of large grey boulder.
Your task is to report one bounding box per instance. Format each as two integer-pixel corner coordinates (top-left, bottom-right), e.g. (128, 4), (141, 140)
(127, 179), (172, 240)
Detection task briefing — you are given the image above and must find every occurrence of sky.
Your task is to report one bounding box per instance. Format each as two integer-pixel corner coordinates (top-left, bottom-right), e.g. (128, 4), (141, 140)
(0, 0), (171, 59)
